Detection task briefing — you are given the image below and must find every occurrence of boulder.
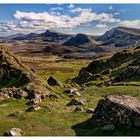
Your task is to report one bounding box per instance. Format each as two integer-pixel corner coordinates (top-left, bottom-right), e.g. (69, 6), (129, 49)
(66, 98), (85, 106)
(92, 95), (140, 128)
(47, 76), (62, 87)
(3, 128), (23, 136)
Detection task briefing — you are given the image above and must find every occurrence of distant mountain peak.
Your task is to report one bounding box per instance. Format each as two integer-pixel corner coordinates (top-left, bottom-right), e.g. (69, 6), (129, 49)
(63, 33), (93, 47)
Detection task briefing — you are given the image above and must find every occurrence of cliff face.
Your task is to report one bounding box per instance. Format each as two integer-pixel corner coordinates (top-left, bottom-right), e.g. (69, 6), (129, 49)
(92, 95), (140, 128)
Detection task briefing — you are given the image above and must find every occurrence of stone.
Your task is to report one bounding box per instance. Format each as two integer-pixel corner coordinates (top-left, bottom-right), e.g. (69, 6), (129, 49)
(74, 106), (83, 112)
(86, 108), (94, 114)
(102, 124), (115, 131)
(3, 128), (23, 136)
(34, 106), (41, 111)
(47, 76), (62, 87)
(92, 95), (140, 128)
(66, 98), (85, 106)
(64, 88), (81, 96)
(26, 105), (41, 112)
(27, 94), (42, 107)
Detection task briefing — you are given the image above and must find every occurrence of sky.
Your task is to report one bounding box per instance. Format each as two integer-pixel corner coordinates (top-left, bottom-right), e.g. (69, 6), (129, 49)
(0, 4), (140, 36)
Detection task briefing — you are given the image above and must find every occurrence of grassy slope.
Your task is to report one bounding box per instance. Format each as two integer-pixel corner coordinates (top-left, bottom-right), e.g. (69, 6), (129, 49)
(0, 55), (140, 136)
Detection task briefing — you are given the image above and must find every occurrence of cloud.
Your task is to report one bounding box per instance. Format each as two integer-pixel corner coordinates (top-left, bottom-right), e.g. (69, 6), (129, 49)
(119, 20), (140, 28)
(96, 23), (107, 28)
(108, 6), (113, 10)
(114, 12), (120, 15)
(71, 8), (92, 13)
(50, 7), (63, 11)
(68, 4), (74, 9)
(0, 9), (121, 34)
(95, 13), (121, 23)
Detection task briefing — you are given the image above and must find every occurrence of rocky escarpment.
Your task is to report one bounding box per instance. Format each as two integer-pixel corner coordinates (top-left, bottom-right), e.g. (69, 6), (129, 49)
(92, 95), (140, 128)
(74, 46), (140, 85)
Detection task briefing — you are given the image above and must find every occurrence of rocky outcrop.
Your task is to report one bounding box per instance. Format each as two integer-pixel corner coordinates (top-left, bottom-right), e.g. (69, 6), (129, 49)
(112, 66), (140, 82)
(3, 128), (23, 136)
(92, 95), (140, 128)
(0, 45), (38, 88)
(74, 47), (140, 85)
(0, 88), (28, 100)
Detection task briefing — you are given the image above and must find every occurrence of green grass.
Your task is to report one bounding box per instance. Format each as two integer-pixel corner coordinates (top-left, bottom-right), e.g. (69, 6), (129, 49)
(1, 85), (140, 136)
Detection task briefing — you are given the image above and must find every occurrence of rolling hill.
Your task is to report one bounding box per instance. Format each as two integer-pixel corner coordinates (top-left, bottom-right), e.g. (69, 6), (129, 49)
(63, 33), (99, 47)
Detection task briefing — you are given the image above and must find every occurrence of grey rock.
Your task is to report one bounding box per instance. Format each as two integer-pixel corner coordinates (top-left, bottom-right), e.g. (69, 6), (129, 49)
(64, 88), (81, 96)
(3, 128), (23, 136)
(66, 98), (85, 106)
(92, 95), (140, 128)
(47, 76), (62, 87)
(0, 88), (28, 100)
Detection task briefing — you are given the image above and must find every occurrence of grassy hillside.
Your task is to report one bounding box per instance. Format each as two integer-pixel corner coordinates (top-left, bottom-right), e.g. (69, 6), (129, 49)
(1, 51), (140, 136)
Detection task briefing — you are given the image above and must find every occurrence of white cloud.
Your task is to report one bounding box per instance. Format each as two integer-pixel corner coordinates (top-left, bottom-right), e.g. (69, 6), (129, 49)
(95, 13), (121, 23)
(68, 4), (74, 9)
(14, 10), (120, 29)
(108, 6), (113, 10)
(71, 8), (92, 13)
(119, 20), (140, 28)
(96, 23), (107, 28)
(114, 12), (120, 15)
(50, 7), (63, 11)
(0, 9), (121, 34)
